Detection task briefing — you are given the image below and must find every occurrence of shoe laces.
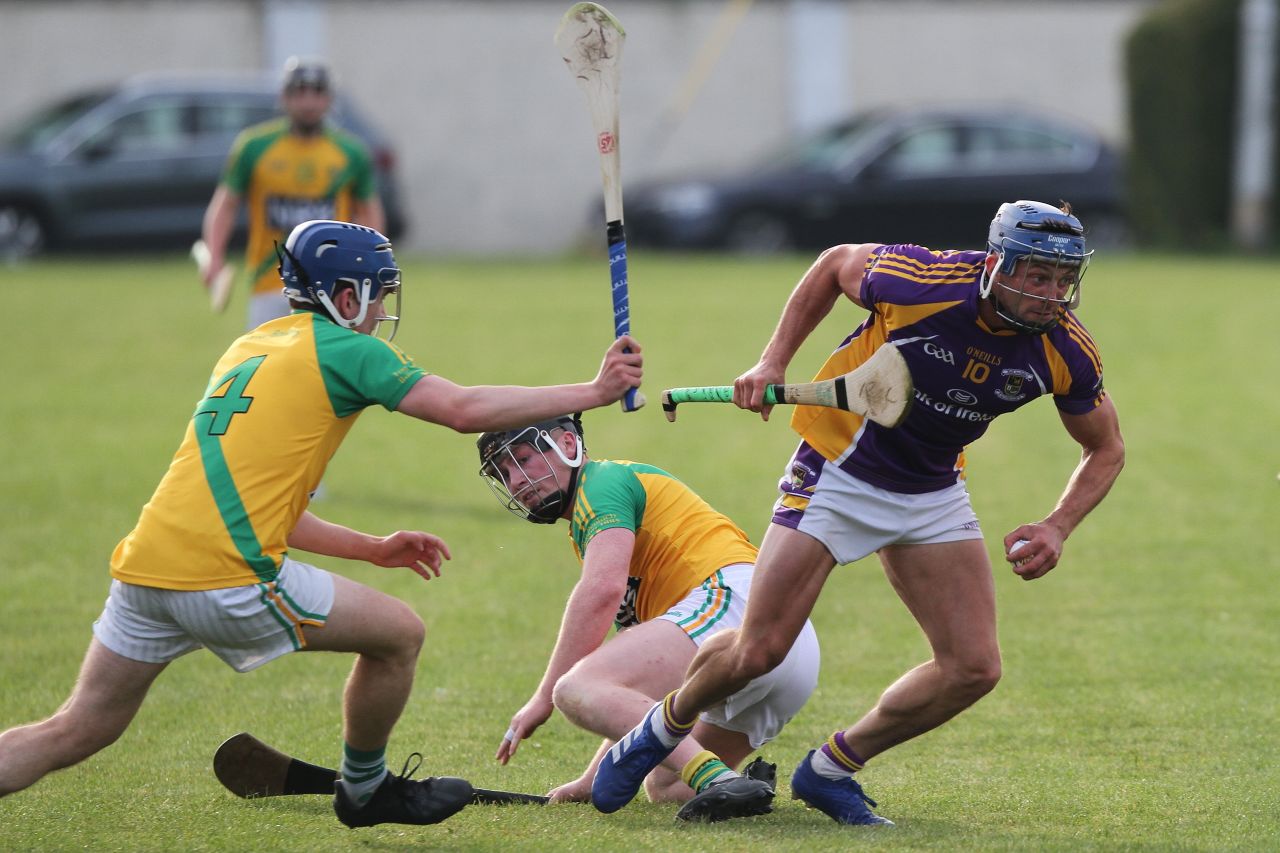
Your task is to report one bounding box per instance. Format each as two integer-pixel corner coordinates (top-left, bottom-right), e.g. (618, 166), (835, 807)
(846, 776), (878, 809)
(395, 752), (425, 781)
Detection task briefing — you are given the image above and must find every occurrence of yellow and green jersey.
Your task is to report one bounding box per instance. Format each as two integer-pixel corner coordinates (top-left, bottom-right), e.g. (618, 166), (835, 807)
(567, 460), (758, 627)
(110, 312), (424, 591)
(221, 119), (377, 295)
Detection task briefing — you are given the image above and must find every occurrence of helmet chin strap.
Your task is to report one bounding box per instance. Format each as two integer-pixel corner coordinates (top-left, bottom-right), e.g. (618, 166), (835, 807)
(978, 250), (1000, 299)
(316, 280), (372, 329)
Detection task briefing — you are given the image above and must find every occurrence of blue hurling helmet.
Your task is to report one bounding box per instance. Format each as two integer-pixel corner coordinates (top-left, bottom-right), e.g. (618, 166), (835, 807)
(979, 200), (1091, 334)
(278, 220), (402, 339)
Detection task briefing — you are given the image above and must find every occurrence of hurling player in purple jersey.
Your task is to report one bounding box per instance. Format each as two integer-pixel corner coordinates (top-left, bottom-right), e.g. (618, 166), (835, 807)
(593, 200), (1124, 825)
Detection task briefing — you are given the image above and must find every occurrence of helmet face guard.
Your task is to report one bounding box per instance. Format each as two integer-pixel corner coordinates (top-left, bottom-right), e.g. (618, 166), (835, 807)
(477, 417), (584, 524)
(277, 220), (402, 340)
(980, 201), (1092, 334)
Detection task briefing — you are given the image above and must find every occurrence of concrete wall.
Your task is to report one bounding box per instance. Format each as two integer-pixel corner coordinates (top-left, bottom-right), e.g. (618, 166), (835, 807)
(0, 0), (1155, 254)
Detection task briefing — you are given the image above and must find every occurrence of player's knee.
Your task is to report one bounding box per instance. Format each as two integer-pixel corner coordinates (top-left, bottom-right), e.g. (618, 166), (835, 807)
(549, 672), (580, 719)
(943, 653), (1002, 701)
(382, 604), (425, 662)
(550, 668), (597, 724)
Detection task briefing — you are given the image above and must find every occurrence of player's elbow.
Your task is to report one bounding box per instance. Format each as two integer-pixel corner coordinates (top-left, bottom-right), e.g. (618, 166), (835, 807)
(732, 636), (790, 682)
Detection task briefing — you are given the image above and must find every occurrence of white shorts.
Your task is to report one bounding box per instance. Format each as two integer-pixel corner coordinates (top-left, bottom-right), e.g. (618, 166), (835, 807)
(92, 557), (335, 673)
(775, 453), (983, 566)
(247, 290), (291, 330)
(658, 563), (820, 749)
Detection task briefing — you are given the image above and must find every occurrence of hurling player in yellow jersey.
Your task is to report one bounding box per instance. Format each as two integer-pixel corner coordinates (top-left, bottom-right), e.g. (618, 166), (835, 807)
(477, 416), (820, 822)
(201, 57), (385, 328)
(0, 221), (643, 830)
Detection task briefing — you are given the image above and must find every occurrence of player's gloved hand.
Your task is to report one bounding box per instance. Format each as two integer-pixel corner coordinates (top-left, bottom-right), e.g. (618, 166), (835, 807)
(368, 530), (452, 580)
(495, 693), (554, 765)
(593, 335), (643, 404)
(734, 358), (784, 421)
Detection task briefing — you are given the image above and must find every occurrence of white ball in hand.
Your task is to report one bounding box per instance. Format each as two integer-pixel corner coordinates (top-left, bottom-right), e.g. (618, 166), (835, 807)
(1010, 539), (1031, 565)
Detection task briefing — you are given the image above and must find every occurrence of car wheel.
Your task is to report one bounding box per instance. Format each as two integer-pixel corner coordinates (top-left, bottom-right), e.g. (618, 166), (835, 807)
(0, 204), (47, 259)
(725, 212), (793, 254)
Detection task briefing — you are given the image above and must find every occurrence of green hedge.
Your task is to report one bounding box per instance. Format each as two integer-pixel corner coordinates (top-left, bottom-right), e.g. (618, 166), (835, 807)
(1125, 0), (1277, 248)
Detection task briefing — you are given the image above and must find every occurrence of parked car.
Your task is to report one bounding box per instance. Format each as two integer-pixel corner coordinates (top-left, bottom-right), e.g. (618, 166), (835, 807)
(0, 73), (405, 258)
(623, 105), (1126, 253)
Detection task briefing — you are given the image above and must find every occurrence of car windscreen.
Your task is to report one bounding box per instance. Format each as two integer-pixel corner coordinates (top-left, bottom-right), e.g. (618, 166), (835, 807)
(2, 91), (112, 151)
(766, 116), (881, 172)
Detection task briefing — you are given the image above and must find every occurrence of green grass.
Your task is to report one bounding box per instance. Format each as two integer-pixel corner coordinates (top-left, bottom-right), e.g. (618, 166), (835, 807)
(0, 250), (1277, 851)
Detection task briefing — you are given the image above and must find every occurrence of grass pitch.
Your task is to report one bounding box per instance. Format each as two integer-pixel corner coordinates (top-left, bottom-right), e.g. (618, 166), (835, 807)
(0, 250), (1277, 851)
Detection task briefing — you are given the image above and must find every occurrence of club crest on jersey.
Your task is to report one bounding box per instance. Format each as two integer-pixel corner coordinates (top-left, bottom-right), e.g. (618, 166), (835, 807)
(995, 369), (1033, 402)
(614, 576), (640, 628)
(788, 462), (814, 489)
(597, 131), (616, 154)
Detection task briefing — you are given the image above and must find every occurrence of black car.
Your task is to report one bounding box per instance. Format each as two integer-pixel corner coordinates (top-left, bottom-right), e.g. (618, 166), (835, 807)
(623, 105), (1126, 253)
(0, 73), (405, 257)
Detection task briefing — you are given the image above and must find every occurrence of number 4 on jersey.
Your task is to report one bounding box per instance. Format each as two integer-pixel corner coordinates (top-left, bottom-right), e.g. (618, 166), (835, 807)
(196, 356), (266, 436)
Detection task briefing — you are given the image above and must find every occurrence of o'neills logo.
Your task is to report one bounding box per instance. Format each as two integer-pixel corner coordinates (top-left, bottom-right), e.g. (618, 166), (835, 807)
(598, 131), (616, 154)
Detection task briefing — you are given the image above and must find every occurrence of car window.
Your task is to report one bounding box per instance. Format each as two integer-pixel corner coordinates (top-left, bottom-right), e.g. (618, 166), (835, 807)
(770, 117), (880, 172)
(878, 126), (963, 175)
(194, 99), (278, 137)
(76, 101), (192, 158)
(965, 122), (1088, 171)
(2, 91), (111, 151)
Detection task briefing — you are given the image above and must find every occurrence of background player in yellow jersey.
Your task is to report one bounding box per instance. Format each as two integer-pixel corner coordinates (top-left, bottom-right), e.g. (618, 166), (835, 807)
(0, 221), (643, 830)
(477, 415), (819, 822)
(200, 57), (385, 328)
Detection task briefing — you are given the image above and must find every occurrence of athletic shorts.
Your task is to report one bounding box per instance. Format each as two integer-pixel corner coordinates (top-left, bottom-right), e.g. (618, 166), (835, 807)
(771, 442), (983, 565)
(92, 557), (334, 673)
(247, 290), (291, 330)
(658, 563), (820, 749)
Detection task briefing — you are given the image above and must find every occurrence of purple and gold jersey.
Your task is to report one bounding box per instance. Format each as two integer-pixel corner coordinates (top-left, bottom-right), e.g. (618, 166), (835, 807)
(788, 244), (1105, 496)
(221, 119), (377, 296)
(110, 312), (424, 591)
(568, 460), (758, 628)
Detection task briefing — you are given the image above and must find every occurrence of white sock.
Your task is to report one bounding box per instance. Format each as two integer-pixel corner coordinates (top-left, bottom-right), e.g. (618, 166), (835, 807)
(338, 745), (389, 806)
(810, 747), (854, 781)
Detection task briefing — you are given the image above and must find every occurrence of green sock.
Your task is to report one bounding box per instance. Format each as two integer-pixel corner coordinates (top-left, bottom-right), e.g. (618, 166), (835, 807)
(681, 750), (738, 793)
(338, 743), (388, 806)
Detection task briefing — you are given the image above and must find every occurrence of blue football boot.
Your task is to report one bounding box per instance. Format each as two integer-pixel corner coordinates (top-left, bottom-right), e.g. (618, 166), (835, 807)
(591, 703), (678, 813)
(790, 750), (894, 825)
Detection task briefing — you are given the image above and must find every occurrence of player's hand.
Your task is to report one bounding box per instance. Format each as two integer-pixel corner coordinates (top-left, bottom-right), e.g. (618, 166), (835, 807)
(734, 360), (784, 421)
(547, 776), (593, 803)
(201, 257), (223, 289)
(495, 694), (554, 765)
(1003, 524), (1065, 581)
(594, 335), (643, 404)
(368, 531), (452, 580)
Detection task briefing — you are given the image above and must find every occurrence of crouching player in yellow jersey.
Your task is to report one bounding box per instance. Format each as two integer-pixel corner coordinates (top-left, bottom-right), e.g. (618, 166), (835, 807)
(0, 221), (643, 830)
(478, 415), (819, 822)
